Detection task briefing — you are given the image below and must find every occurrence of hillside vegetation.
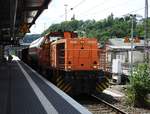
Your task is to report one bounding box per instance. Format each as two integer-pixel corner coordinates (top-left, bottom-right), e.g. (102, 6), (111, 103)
(42, 14), (148, 44)
(25, 14), (149, 44)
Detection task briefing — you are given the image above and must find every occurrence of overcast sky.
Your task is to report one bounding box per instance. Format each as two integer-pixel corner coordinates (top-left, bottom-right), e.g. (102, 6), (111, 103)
(29, 0), (149, 34)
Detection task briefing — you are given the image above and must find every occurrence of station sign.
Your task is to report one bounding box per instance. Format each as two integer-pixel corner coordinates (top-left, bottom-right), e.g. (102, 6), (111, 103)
(19, 23), (30, 33)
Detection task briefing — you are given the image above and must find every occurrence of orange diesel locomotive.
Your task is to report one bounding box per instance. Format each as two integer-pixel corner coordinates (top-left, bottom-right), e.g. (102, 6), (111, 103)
(27, 31), (109, 95)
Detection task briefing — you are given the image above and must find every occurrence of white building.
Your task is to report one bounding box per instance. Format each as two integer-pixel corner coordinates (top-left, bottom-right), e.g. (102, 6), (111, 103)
(106, 38), (150, 75)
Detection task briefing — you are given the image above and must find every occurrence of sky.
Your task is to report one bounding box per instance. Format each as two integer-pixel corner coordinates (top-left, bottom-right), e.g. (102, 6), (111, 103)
(29, 0), (149, 34)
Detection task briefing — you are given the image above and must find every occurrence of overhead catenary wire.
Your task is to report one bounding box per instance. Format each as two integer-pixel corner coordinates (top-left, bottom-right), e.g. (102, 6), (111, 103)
(37, 0), (149, 35)
(71, 0), (86, 9)
(35, 0), (86, 32)
(122, 7), (146, 17)
(41, 6), (148, 35)
(49, 0), (86, 22)
(66, 0), (87, 20)
(76, 0), (140, 19)
(69, 0), (87, 20)
(44, 0), (145, 24)
(121, 5), (150, 19)
(33, 0), (87, 31)
(77, 0), (130, 17)
(77, 0), (110, 16)
(55, 0), (87, 21)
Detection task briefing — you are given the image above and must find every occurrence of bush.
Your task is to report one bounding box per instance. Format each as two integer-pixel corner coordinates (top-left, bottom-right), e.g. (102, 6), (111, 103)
(126, 63), (150, 107)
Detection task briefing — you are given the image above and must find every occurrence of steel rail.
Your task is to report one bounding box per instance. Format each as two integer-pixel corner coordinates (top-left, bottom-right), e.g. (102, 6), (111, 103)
(91, 94), (128, 114)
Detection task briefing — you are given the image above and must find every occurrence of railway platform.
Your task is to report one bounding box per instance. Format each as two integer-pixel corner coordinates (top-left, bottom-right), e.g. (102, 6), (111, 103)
(0, 56), (91, 114)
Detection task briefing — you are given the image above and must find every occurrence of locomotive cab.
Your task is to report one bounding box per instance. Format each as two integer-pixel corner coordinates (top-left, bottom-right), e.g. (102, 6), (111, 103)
(51, 32), (100, 71)
(50, 32), (109, 95)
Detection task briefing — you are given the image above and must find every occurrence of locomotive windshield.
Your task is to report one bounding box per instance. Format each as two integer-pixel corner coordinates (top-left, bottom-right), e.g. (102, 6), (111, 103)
(49, 36), (62, 42)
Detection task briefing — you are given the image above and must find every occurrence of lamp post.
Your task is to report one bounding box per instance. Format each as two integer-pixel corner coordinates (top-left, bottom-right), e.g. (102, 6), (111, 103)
(129, 14), (142, 76)
(144, 0), (149, 63)
(130, 14), (136, 77)
(64, 4), (68, 21)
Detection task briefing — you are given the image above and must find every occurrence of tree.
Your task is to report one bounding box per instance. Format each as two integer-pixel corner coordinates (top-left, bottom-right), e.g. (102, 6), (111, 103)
(126, 63), (150, 107)
(41, 14), (149, 44)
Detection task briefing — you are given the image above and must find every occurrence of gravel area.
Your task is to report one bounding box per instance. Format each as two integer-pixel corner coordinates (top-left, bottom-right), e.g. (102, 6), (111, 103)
(106, 85), (150, 114)
(72, 85), (150, 114)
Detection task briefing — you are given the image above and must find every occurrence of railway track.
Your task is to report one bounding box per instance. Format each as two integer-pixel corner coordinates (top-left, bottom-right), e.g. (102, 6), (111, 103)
(90, 94), (127, 114)
(74, 94), (127, 114)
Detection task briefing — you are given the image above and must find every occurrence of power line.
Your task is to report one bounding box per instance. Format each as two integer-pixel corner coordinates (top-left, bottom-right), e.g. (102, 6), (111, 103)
(39, 0), (149, 34)
(72, 0), (86, 9)
(125, 7), (145, 15)
(51, 0), (86, 22)
(69, 0), (86, 20)
(51, 0), (141, 23)
(76, 0), (139, 19)
(121, 5), (150, 17)
(77, 0), (110, 16)
(45, 7), (147, 30)
(77, 0), (129, 17)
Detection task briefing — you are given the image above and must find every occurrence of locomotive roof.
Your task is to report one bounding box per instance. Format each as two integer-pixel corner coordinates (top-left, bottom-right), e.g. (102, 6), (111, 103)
(29, 37), (45, 48)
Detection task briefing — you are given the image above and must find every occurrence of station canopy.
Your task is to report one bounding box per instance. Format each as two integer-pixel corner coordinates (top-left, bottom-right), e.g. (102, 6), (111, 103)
(0, 0), (51, 45)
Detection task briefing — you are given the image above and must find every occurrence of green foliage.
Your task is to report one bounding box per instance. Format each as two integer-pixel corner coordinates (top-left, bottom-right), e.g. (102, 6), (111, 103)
(126, 63), (150, 107)
(41, 14), (148, 44)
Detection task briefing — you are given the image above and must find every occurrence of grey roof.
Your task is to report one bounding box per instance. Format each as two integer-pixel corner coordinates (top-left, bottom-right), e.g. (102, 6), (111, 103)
(108, 38), (150, 49)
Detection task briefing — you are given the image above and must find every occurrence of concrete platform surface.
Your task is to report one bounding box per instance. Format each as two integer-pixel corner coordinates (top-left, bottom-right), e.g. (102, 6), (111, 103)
(0, 56), (92, 114)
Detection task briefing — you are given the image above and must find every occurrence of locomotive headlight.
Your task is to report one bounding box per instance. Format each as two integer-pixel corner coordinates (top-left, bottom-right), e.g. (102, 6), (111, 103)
(68, 66), (72, 69)
(93, 61), (98, 69)
(67, 61), (72, 69)
(93, 65), (97, 69)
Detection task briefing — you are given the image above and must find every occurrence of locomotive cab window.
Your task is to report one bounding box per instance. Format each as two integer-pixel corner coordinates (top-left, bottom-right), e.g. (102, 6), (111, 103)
(49, 37), (61, 42)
